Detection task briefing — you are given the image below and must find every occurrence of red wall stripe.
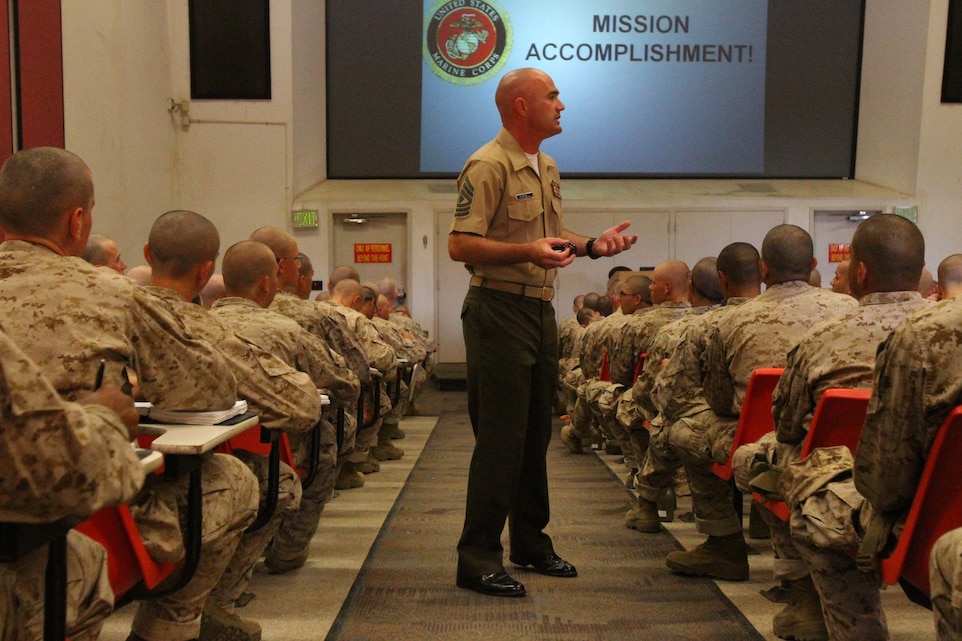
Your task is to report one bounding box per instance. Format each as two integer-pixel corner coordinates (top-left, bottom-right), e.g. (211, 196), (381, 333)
(17, 0), (64, 150)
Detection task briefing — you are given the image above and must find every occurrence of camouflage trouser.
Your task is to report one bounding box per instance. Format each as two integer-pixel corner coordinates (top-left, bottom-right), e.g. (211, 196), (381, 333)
(1, 531), (113, 641)
(350, 381), (392, 463)
(131, 453), (259, 641)
(731, 433), (806, 580)
(635, 417), (682, 504)
(931, 527), (962, 641)
(795, 536), (888, 641)
(270, 418), (338, 559)
(669, 409), (741, 536)
(210, 450), (301, 610)
(561, 365), (583, 417)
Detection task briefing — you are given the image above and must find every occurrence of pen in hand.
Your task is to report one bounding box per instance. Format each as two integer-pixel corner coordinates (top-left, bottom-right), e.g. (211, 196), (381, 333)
(95, 359), (106, 390)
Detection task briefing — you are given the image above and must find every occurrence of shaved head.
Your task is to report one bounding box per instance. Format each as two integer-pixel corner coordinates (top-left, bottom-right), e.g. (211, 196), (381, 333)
(849, 214), (924, 295)
(761, 225), (814, 283)
(691, 257), (723, 304)
(223, 240), (277, 296)
(148, 210), (220, 278)
(249, 226), (296, 259)
(0, 147), (93, 237)
(496, 68), (550, 121)
(329, 265), (360, 287)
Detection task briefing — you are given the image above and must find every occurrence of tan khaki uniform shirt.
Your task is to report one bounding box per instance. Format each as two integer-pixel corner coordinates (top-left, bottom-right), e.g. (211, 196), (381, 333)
(450, 127), (563, 288)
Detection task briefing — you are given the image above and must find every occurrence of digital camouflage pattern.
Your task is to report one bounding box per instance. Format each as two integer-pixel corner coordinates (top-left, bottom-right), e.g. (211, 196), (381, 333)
(609, 302), (690, 388)
(931, 527), (962, 641)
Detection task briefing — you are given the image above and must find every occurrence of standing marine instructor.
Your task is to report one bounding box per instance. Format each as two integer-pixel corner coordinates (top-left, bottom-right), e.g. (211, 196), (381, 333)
(449, 67), (638, 597)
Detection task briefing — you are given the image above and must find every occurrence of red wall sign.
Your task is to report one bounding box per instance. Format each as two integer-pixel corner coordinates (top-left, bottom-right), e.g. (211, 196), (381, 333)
(828, 243), (851, 263)
(354, 243), (392, 264)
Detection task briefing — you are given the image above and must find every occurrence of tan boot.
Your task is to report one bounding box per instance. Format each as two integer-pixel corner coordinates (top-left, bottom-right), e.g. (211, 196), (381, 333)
(625, 497), (662, 533)
(560, 424), (586, 454)
(335, 462), (365, 490)
(198, 601), (261, 641)
(355, 451), (381, 474)
(263, 549), (309, 575)
(371, 440), (404, 461)
(665, 532), (750, 581)
(772, 576), (829, 641)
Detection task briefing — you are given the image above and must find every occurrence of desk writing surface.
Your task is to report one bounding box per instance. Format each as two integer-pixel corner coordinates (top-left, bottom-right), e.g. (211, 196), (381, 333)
(140, 413), (259, 455)
(136, 448), (164, 473)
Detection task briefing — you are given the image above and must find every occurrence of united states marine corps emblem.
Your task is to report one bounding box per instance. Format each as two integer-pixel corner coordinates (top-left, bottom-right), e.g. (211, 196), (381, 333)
(424, 0), (512, 86)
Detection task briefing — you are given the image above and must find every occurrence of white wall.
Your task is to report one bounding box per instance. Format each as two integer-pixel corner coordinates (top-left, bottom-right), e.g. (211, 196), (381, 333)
(62, 2), (176, 266)
(915, 0), (962, 264)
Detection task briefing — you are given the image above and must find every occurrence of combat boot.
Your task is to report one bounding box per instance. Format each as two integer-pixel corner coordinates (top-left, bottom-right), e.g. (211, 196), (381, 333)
(371, 434), (404, 461)
(665, 532), (750, 581)
(560, 424), (586, 454)
(625, 497), (662, 533)
(264, 549), (309, 575)
(772, 576), (828, 641)
(335, 462), (365, 490)
(198, 601), (261, 641)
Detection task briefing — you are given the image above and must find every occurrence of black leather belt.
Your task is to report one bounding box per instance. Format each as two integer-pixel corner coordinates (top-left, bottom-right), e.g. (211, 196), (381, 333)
(469, 275), (554, 301)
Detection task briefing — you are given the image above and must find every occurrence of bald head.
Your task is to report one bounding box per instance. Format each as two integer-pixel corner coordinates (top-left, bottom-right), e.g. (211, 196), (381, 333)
(83, 233), (127, 274)
(761, 225), (815, 284)
(331, 278), (363, 307)
(329, 265), (360, 288)
(126, 265), (152, 286)
(148, 210), (220, 278)
(690, 257), (723, 305)
(848, 214), (924, 298)
(0, 147), (93, 241)
(222, 240), (277, 298)
(249, 226), (296, 259)
(376, 294), (393, 320)
(716, 242), (761, 299)
(650, 260), (690, 304)
(496, 68), (549, 121)
(938, 254), (962, 299)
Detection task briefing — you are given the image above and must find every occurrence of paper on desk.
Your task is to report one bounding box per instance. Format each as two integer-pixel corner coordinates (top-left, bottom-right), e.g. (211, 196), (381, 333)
(136, 400), (249, 425)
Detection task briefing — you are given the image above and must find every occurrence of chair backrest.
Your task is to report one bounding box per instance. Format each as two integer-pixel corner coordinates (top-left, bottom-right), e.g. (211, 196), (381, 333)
(75, 504), (178, 599)
(879, 405), (962, 599)
(598, 349), (611, 382)
(710, 368), (783, 481)
(760, 387), (872, 522)
(217, 426), (299, 478)
(631, 352), (647, 386)
(799, 388), (872, 459)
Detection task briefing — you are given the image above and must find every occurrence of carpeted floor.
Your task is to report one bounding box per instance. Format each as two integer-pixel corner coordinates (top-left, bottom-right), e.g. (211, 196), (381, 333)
(325, 394), (765, 641)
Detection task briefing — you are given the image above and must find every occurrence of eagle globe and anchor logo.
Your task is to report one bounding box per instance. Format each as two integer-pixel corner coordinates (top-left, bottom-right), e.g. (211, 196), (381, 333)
(424, 0), (512, 85)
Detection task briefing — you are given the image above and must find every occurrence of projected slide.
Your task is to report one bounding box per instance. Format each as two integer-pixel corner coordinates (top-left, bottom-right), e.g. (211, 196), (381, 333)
(421, 0), (768, 175)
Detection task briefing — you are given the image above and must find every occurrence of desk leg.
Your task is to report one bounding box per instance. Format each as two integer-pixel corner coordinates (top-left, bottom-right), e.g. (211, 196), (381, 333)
(246, 440), (279, 533)
(43, 535), (67, 641)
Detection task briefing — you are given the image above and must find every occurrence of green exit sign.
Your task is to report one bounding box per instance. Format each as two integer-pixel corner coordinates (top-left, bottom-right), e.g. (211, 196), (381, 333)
(292, 209), (319, 229)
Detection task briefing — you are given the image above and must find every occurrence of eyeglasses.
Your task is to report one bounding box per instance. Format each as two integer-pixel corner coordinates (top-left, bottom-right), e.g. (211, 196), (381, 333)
(619, 290), (638, 297)
(276, 255), (302, 265)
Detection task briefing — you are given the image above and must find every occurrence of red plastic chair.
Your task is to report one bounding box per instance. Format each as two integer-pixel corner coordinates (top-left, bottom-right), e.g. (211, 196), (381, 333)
(877, 405), (962, 604)
(75, 505), (179, 601)
(631, 352), (647, 386)
(760, 388), (872, 521)
(710, 368), (784, 482)
(598, 350), (611, 382)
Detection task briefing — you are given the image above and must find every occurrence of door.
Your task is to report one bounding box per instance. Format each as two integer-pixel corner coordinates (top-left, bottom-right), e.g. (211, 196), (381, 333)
(812, 210), (876, 288)
(331, 212), (409, 298)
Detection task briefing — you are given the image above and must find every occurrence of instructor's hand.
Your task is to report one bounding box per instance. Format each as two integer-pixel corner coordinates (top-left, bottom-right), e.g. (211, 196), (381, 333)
(593, 221), (638, 257)
(531, 237), (577, 269)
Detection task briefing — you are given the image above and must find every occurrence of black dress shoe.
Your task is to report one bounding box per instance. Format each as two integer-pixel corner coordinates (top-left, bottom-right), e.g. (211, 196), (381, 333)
(511, 553), (578, 577)
(456, 572), (526, 597)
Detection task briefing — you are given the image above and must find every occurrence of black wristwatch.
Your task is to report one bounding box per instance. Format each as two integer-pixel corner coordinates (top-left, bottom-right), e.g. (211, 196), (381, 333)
(585, 237), (600, 259)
